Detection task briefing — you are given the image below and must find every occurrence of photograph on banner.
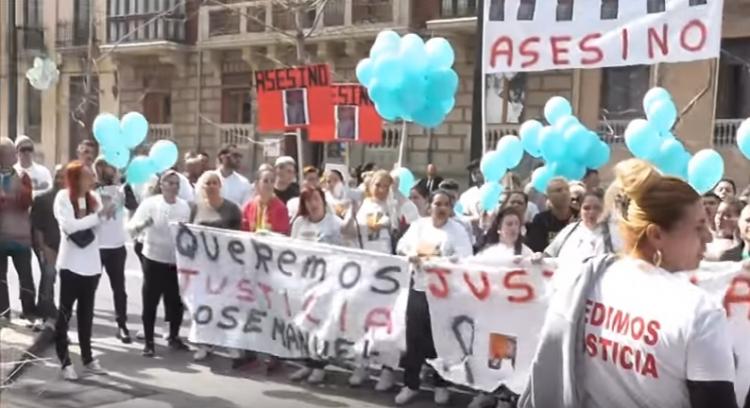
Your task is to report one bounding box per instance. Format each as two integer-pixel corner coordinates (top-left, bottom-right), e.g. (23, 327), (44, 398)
(310, 83), (382, 143)
(172, 224), (410, 368)
(485, 72), (525, 124)
(255, 64), (334, 133)
(483, 0), (724, 72)
(336, 106), (358, 141)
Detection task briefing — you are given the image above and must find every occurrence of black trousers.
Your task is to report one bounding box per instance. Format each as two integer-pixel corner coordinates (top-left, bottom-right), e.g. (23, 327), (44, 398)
(100, 246), (128, 328)
(141, 257), (183, 345)
(55, 269), (100, 367)
(403, 289), (447, 390)
(0, 246), (36, 318)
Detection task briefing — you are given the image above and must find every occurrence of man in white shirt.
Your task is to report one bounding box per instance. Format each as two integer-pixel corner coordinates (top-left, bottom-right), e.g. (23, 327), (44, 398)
(218, 144), (254, 208)
(14, 135), (52, 198)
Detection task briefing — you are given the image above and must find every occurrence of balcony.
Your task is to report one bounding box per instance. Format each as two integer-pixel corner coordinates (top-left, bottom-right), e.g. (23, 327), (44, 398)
(56, 21), (91, 51)
(199, 0), (408, 48)
(714, 118), (744, 146)
(427, 0), (478, 33)
(597, 119), (629, 144)
(485, 124), (520, 151)
(441, 0), (477, 18)
(106, 12), (187, 45)
(20, 26), (45, 52)
(149, 124), (174, 141)
(218, 123), (255, 147)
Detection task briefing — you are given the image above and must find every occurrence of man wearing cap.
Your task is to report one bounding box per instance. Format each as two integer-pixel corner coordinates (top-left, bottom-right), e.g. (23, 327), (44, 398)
(14, 135), (52, 198)
(274, 156), (300, 204)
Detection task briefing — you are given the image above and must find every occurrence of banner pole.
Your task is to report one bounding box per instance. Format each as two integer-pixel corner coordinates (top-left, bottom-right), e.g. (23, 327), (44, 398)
(296, 127), (304, 182)
(397, 120), (407, 168)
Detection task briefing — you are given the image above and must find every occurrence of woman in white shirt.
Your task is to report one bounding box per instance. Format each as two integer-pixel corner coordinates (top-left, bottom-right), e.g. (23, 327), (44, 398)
(53, 160), (108, 380)
(127, 170), (192, 357)
(324, 169), (353, 219)
(395, 189), (474, 406)
(520, 159), (736, 408)
(93, 158), (132, 344)
(474, 206), (533, 262)
(705, 199), (742, 261)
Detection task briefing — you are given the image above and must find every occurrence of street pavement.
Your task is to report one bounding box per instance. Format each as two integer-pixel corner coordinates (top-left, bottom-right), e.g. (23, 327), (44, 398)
(2, 245), (473, 408)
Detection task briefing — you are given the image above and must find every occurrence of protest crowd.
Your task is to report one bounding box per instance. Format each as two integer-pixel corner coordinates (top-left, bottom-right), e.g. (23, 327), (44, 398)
(2, 132), (750, 408)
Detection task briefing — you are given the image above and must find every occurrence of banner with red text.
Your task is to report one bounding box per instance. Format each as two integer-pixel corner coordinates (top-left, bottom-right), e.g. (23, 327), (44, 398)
(424, 259), (749, 406)
(173, 224), (410, 368)
(313, 84), (382, 144)
(483, 0), (724, 72)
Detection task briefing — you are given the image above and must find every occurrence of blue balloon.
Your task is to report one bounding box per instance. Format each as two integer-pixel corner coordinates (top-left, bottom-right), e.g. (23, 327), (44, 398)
(373, 55), (405, 90)
(453, 201), (464, 216)
(413, 104), (445, 128)
(586, 140), (611, 170)
(425, 37), (455, 70)
(479, 182), (502, 212)
(120, 111), (149, 149)
(356, 58), (374, 87)
(480, 150), (507, 183)
(736, 119), (750, 160)
(496, 135), (524, 169)
(688, 149), (724, 194)
(93, 113), (121, 148)
(658, 139), (689, 177)
(398, 71), (428, 116)
(519, 120), (543, 158)
(624, 119), (660, 160)
(646, 98), (678, 132)
(149, 140), (179, 172)
(555, 160), (586, 181)
(440, 98), (456, 115)
(102, 145), (131, 170)
(370, 30), (401, 59)
(539, 126), (565, 162)
(371, 80), (402, 121)
(126, 156), (157, 185)
(643, 87), (672, 114)
(531, 165), (555, 192)
(544, 96), (573, 125)
(562, 124), (592, 160)
(553, 115), (580, 135)
(426, 69), (459, 101)
(399, 34), (428, 72)
(393, 167), (416, 196)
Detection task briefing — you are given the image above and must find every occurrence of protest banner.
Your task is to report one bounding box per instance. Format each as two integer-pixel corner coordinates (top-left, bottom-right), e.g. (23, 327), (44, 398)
(318, 84), (382, 144)
(173, 224), (410, 368)
(424, 259), (749, 406)
(483, 0), (724, 72)
(255, 64), (335, 134)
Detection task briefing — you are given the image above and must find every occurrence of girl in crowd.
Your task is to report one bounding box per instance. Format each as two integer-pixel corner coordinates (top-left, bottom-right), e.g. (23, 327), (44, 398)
(544, 190), (613, 265)
(719, 203), (750, 261)
(190, 171), (243, 362)
(288, 186), (355, 384)
(349, 170), (399, 390)
(705, 199), (743, 261)
(714, 178), (737, 202)
(474, 206), (533, 261)
(93, 158), (132, 344)
(53, 161), (107, 380)
(287, 166), (322, 219)
(520, 159), (736, 408)
(324, 169), (354, 218)
(409, 185), (430, 218)
(127, 171), (192, 357)
(395, 189), (474, 406)
(242, 167), (290, 235)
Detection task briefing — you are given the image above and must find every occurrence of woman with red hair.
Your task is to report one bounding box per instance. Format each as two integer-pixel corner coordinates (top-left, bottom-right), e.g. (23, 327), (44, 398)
(53, 160), (107, 381)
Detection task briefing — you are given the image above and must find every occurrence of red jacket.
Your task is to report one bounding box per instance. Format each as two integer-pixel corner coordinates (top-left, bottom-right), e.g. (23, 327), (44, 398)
(242, 196), (290, 235)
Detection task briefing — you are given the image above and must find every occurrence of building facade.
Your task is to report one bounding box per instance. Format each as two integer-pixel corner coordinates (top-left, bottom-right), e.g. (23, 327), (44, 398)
(1, 0), (749, 183)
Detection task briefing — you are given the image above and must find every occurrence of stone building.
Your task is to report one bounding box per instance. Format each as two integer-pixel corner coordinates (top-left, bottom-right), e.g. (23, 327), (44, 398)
(1, 0), (749, 183)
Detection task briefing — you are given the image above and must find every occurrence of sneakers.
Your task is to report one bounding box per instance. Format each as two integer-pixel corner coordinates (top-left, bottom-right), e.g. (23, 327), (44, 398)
(375, 368), (396, 391)
(168, 338), (190, 351)
(289, 367), (313, 382)
(116, 327), (132, 344)
(394, 387), (420, 405)
(348, 365), (368, 386)
(434, 387), (450, 405)
(469, 393), (496, 408)
(307, 368), (326, 384)
(61, 365), (79, 381)
(83, 360), (108, 376)
(142, 344), (155, 358)
(193, 346), (211, 361)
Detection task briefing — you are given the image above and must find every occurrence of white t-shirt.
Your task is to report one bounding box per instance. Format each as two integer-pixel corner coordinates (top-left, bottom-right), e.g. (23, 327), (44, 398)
(545, 222), (610, 265)
(356, 198), (394, 254)
(177, 172), (195, 203)
(14, 162), (52, 197)
(471, 241), (533, 263)
(459, 186), (481, 216)
(128, 195), (191, 265)
(396, 217), (473, 291)
(54, 190), (103, 276)
(291, 212), (344, 246)
(96, 184), (127, 249)
(579, 258), (735, 408)
(221, 171), (254, 208)
(525, 202), (540, 223)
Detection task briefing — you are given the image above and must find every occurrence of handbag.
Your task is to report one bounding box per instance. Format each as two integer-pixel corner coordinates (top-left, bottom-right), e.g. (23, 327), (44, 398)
(68, 229), (95, 248)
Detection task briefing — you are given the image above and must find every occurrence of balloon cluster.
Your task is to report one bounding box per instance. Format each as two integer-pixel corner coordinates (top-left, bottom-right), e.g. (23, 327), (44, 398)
(518, 97), (611, 192)
(624, 87), (724, 194)
(356, 31), (458, 128)
(93, 112), (179, 185)
(477, 136), (524, 211)
(736, 118), (750, 160)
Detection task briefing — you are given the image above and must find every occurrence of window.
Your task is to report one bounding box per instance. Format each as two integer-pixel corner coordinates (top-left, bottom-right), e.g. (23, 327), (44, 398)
(74, 0), (91, 44)
(600, 66), (650, 120)
(486, 73), (526, 124)
(26, 83), (42, 142)
(221, 73), (253, 124)
(715, 58), (750, 119)
(143, 92), (172, 124)
(601, 0), (618, 19)
(24, 0), (43, 28)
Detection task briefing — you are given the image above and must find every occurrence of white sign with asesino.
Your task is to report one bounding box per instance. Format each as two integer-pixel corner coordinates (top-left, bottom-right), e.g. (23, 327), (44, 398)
(483, 0), (724, 72)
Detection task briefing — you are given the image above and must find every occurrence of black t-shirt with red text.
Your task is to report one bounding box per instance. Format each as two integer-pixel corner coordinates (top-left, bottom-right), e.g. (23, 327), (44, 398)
(525, 210), (572, 253)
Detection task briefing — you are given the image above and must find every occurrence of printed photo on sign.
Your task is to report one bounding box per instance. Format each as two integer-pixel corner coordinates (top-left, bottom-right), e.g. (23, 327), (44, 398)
(488, 333), (517, 370)
(283, 88), (309, 126)
(486, 73), (525, 124)
(336, 105), (358, 141)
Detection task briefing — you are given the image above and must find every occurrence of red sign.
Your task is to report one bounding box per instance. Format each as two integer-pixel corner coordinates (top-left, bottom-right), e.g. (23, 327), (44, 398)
(309, 84), (382, 144)
(255, 64), (334, 133)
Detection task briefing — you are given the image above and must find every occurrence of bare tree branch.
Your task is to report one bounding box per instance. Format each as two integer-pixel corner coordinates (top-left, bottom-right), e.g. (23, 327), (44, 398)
(673, 60), (715, 130)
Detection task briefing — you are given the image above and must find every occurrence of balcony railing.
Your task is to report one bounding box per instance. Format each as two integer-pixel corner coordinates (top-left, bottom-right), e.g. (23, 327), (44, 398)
(56, 21), (91, 49)
(485, 124), (520, 151)
(107, 12), (187, 44)
(714, 118), (744, 146)
(218, 124), (254, 146)
(149, 124), (173, 141)
(440, 0), (477, 18)
(201, 0), (397, 41)
(369, 123), (402, 150)
(597, 119), (629, 144)
(20, 26), (45, 51)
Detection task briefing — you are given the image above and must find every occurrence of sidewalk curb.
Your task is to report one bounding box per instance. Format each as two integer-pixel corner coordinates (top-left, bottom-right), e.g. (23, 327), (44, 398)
(2, 326), (55, 386)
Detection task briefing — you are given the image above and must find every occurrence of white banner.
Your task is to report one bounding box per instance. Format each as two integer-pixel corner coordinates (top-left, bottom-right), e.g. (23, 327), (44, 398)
(424, 259), (750, 406)
(482, 0), (724, 73)
(173, 224), (410, 367)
